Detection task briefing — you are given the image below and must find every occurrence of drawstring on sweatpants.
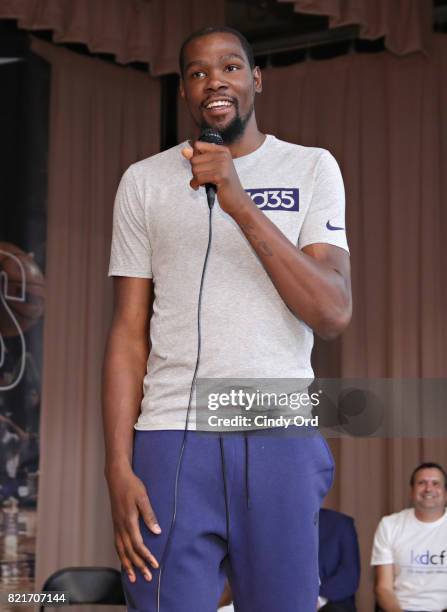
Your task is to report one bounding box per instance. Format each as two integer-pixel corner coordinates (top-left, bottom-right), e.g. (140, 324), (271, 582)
(219, 431), (251, 551)
(244, 431), (251, 509)
(219, 433), (230, 554)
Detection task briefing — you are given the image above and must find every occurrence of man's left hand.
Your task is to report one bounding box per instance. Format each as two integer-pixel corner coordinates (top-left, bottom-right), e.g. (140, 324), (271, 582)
(181, 140), (250, 216)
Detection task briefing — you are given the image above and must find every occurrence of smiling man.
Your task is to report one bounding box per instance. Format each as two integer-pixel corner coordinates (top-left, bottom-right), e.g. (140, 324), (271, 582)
(372, 463), (447, 612)
(103, 26), (352, 612)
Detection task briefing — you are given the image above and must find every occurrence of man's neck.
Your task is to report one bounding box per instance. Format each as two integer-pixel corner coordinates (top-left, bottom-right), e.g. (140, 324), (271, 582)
(194, 116), (265, 159)
(414, 506), (446, 522)
(226, 122), (266, 159)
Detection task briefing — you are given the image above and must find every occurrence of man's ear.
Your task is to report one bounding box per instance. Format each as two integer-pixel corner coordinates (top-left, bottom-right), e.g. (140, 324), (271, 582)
(253, 66), (262, 94)
(179, 78), (185, 99)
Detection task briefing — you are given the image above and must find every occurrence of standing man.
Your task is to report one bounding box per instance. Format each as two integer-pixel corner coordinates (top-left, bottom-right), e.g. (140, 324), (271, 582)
(102, 26), (352, 612)
(372, 463), (447, 612)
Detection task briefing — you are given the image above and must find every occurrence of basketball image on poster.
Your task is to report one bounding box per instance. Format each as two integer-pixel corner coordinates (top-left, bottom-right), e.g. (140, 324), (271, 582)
(0, 243), (45, 391)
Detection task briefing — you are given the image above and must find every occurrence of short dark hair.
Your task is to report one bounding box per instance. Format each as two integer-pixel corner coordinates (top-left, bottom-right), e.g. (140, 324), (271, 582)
(179, 26), (255, 76)
(410, 462), (447, 489)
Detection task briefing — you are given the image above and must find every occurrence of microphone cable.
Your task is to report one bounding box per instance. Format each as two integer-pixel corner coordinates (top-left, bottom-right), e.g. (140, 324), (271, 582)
(156, 129), (228, 610)
(156, 196), (230, 611)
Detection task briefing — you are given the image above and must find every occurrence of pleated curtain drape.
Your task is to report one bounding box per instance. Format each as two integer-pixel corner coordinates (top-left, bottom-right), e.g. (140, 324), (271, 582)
(254, 34), (447, 610)
(277, 0), (433, 56)
(0, 0), (225, 75)
(253, 38), (447, 381)
(30, 36), (160, 611)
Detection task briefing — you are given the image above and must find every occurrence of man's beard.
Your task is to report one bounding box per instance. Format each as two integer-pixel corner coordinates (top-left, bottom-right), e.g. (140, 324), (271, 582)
(199, 102), (254, 145)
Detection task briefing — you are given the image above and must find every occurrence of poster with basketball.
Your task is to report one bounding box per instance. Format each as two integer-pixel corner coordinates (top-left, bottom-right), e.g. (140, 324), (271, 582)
(0, 35), (49, 600)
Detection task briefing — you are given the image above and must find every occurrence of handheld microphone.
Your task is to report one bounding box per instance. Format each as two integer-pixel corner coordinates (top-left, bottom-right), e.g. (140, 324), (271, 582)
(198, 128), (224, 209)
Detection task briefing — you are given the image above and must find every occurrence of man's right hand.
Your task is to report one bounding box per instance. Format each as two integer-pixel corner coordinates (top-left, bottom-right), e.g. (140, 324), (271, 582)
(375, 565), (403, 612)
(102, 277), (156, 582)
(106, 463), (161, 583)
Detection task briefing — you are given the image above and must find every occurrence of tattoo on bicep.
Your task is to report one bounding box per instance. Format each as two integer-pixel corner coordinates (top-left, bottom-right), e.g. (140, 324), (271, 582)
(240, 223), (273, 257)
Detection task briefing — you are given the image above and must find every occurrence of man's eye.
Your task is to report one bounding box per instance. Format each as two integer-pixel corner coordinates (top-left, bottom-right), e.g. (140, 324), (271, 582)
(225, 65), (239, 72)
(191, 71), (206, 79)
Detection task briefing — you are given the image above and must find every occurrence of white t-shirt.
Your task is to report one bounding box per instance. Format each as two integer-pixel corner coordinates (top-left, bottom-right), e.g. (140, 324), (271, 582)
(371, 508), (447, 611)
(108, 135), (349, 430)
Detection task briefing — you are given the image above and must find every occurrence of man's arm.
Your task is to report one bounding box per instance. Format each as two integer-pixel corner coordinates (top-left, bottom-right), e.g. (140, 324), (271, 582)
(102, 276), (160, 583)
(319, 518), (360, 601)
(183, 141), (352, 340)
(232, 202), (352, 340)
(375, 565), (403, 612)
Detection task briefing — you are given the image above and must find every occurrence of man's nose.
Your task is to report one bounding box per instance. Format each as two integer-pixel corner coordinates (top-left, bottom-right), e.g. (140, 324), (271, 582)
(205, 70), (228, 91)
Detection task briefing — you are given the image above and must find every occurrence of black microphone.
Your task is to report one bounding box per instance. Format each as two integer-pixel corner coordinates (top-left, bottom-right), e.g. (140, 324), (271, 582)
(198, 128), (224, 209)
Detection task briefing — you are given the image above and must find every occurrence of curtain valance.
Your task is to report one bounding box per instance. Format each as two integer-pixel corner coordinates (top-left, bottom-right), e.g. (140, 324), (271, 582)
(277, 0), (433, 55)
(0, 0), (225, 75)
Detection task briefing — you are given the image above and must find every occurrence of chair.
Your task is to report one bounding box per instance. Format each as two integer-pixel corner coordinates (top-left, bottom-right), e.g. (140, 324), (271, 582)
(39, 566), (126, 611)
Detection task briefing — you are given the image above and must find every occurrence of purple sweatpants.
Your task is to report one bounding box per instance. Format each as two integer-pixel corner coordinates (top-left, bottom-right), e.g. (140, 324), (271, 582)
(121, 426), (334, 611)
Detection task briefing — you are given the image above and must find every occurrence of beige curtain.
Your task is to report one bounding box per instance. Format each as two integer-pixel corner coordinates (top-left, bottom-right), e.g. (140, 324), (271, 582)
(0, 0), (225, 75)
(253, 38), (446, 379)
(30, 36), (160, 609)
(179, 34), (447, 609)
(256, 35), (447, 610)
(277, 0), (433, 56)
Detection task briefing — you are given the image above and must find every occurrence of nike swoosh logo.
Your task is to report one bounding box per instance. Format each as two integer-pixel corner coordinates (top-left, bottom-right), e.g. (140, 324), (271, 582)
(326, 220), (345, 231)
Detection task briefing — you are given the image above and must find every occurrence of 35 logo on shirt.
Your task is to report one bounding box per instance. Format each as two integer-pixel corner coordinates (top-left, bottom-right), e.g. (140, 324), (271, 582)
(245, 188), (299, 211)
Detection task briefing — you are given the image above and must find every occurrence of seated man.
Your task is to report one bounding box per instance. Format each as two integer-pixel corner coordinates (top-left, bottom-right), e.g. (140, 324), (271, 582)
(218, 508), (360, 611)
(372, 462), (447, 612)
(318, 508), (360, 611)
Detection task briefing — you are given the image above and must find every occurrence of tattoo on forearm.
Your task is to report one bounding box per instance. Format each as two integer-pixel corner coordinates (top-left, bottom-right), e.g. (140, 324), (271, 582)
(239, 223), (273, 257)
(258, 241), (273, 256)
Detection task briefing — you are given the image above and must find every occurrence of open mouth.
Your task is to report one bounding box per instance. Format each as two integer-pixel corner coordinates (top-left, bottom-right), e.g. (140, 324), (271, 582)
(202, 98), (235, 115)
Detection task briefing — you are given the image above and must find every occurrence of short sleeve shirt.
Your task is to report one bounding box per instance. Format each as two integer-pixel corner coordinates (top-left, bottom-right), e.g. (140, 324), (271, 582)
(371, 508), (447, 611)
(108, 135), (349, 430)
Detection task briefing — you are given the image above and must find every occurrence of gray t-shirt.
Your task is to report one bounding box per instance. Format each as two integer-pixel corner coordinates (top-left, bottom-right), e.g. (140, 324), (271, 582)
(108, 135), (349, 430)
